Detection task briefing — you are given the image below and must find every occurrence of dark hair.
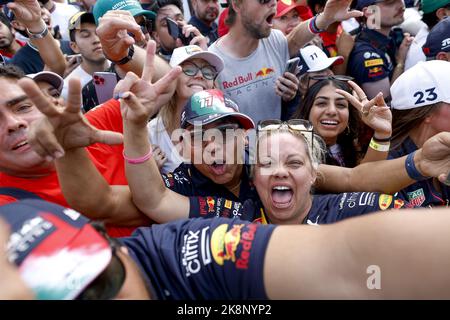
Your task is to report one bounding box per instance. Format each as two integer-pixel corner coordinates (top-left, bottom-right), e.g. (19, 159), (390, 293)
(391, 103), (439, 150)
(0, 64), (25, 80)
(292, 79), (361, 167)
(0, 12), (11, 29)
(421, 11), (440, 29)
(306, 0), (327, 15)
(150, 0), (184, 14)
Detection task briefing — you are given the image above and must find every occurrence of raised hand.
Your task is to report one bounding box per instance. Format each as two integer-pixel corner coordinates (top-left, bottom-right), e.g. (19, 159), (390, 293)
(418, 132), (450, 184)
(8, 0), (45, 32)
(317, 0), (363, 30)
(18, 77), (123, 161)
(114, 40), (182, 128)
(337, 80), (392, 139)
(96, 10), (144, 62)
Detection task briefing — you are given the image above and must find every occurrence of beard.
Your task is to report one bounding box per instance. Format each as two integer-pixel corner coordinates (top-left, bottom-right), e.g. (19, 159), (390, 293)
(240, 12), (271, 39)
(199, 8), (219, 23)
(0, 35), (13, 49)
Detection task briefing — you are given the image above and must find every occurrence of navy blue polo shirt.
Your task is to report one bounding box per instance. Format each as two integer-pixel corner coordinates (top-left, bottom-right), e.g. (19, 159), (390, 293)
(161, 162), (259, 203)
(120, 217), (276, 299)
(189, 192), (410, 224)
(388, 137), (450, 207)
(348, 28), (396, 85)
(188, 15), (218, 46)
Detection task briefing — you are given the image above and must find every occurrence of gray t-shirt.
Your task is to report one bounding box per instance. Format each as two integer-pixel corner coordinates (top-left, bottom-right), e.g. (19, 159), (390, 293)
(209, 30), (290, 124)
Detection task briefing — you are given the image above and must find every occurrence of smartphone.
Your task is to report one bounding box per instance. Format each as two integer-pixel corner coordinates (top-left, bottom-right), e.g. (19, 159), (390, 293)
(66, 54), (83, 64)
(93, 72), (118, 105)
(285, 57), (300, 74)
(391, 27), (404, 47)
(165, 17), (194, 46)
(342, 18), (361, 36)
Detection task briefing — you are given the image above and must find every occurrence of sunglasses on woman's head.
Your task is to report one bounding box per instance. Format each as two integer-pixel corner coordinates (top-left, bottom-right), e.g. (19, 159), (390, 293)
(257, 119), (315, 153)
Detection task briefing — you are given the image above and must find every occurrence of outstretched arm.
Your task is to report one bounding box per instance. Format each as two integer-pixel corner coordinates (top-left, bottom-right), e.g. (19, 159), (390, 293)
(265, 207), (450, 299)
(19, 76), (148, 226)
(287, 0), (362, 57)
(116, 41), (191, 223)
(316, 131), (450, 194)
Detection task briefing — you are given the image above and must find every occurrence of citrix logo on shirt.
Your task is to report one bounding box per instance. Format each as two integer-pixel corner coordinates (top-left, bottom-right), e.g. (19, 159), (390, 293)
(221, 67), (276, 90)
(181, 227), (212, 277)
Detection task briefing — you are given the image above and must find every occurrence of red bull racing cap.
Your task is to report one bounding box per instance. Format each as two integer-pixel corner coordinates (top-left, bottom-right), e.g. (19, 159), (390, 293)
(180, 89), (255, 129)
(0, 199), (125, 300)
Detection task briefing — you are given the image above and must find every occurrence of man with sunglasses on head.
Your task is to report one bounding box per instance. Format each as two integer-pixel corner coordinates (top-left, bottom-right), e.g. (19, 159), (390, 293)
(208, 0), (363, 124)
(62, 12), (110, 102)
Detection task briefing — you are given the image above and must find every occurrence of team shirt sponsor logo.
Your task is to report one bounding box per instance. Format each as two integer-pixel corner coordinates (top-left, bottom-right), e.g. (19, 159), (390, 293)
(221, 66), (277, 91)
(364, 58), (384, 67)
(378, 194), (393, 210)
(181, 227), (211, 277)
(407, 188), (426, 207)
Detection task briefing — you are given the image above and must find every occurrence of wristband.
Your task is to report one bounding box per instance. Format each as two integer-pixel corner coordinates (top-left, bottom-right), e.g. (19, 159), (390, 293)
(26, 24), (49, 39)
(105, 45), (135, 65)
(123, 148), (153, 164)
(369, 138), (390, 152)
(405, 151), (428, 181)
(372, 135), (391, 143)
(308, 14), (326, 34)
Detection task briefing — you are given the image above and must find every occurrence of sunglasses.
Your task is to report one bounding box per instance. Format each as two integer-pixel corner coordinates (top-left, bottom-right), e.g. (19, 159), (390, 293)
(306, 74), (354, 90)
(257, 119), (315, 153)
(181, 61), (218, 80)
(75, 222), (126, 300)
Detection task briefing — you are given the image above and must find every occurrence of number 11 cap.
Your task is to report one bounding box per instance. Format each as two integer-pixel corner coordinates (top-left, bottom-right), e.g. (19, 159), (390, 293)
(390, 60), (450, 110)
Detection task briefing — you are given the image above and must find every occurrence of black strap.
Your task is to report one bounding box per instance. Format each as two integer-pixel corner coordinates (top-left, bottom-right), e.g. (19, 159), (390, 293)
(0, 187), (42, 200)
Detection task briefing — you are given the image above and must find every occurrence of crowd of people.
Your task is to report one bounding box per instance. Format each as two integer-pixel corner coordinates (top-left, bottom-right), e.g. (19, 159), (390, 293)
(0, 0), (450, 300)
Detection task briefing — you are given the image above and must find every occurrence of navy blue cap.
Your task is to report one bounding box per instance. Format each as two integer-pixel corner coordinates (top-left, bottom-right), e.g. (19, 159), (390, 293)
(355, 0), (383, 10)
(423, 18), (450, 58)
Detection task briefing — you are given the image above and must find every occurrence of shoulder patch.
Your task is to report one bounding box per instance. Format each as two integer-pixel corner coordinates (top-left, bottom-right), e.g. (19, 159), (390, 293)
(364, 58), (384, 68)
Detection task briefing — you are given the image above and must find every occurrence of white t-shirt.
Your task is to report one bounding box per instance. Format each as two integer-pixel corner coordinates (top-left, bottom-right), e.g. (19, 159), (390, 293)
(405, 24), (428, 71)
(209, 29), (290, 124)
(147, 116), (185, 174)
(62, 65), (92, 101)
(51, 3), (80, 41)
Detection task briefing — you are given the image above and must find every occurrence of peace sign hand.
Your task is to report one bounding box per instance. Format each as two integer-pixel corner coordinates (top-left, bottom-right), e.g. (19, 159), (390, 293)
(19, 77), (123, 161)
(336, 80), (392, 139)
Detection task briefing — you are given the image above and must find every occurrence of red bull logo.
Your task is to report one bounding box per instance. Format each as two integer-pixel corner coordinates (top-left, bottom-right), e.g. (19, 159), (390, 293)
(222, 73), (253, 89)
(394, 199), (405, 209)
(206, 197), (215, 213)
(211, 224), (244, 265)
(255, 67), (275, 78)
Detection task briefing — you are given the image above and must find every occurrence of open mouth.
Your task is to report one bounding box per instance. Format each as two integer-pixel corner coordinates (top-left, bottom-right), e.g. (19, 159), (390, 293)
(266, 13), (275, 27)
(188, 83), (206, 90)
(271, 185), (293, 208)
(209, 162), (227, 175)
(320, 120), (339, 127)
(12, 141), (28, 151)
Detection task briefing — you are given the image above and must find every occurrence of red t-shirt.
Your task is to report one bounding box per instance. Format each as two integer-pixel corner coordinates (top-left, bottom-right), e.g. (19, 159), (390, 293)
(0, 99), (145, 237)
(0, 40), (26, 59)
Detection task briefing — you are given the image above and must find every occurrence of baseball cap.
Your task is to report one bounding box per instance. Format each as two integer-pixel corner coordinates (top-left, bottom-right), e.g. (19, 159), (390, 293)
(355, 0), (384, 10)
(421, 0), (450, 14)
(218, 7), (229, 37)
(93, 0), (156, 25)
(0, 199), (125, 300)
(27, 71), (64, 94)
(275, 0), (313, 21)
(68, 11), (96, 31)
(170, 45), (224, 73)
(390, 60), (450, 110)
(180, 89), (255, 129)
(422, 18), (450, 59)
(298, 45), (344, 75)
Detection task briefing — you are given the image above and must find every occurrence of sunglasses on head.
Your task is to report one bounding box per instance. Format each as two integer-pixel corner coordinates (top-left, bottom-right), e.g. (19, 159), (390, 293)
(75, 222), (126, 300)
(181, 61), (218, 80)
(306, 74), (354, 90)
(257, 119), (315, 152)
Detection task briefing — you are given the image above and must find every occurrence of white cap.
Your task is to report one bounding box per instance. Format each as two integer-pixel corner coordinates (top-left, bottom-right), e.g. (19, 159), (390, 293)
(299, 45), (344, 74)
(27, 71), (64, 94)
(390, 60), (450, 110)
(170, 45), (224, 73)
